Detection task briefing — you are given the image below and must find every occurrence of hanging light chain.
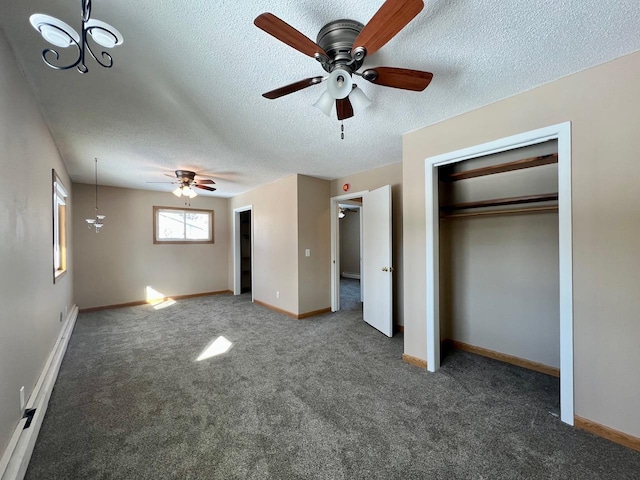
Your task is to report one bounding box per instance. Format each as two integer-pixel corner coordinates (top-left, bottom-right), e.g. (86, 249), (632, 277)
(85, 157), (105, 233)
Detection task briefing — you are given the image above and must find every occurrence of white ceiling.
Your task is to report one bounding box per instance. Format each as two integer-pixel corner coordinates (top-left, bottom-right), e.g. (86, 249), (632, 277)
(2, 0), (639, 197)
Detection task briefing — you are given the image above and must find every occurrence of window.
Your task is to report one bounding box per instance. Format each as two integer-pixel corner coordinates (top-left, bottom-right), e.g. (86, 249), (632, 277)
(153, 206), (214, 244)
(53, 170), (68, 282)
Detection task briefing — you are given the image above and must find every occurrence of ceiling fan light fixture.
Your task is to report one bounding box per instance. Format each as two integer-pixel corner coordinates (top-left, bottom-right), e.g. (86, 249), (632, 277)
(184, 187), (198, 199)
(313, 90), (334, 117)
(349, 85), (372, 113)
(327, 68), (352, 99)
(172, 186), (183, 197)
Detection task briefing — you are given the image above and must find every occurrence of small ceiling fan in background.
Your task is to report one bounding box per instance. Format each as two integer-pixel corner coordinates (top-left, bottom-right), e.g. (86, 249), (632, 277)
(254, 0), (433, 121)
(148, 170), (216, 199)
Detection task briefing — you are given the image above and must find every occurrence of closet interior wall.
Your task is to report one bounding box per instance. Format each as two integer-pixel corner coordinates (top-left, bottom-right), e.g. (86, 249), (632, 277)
(439, 141), (560, 369)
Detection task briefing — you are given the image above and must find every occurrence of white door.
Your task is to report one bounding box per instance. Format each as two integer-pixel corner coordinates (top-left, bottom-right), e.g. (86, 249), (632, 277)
(362, 185), (393, 336)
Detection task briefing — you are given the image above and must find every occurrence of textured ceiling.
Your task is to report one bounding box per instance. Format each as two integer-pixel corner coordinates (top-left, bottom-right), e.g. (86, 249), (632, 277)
(2, 0), (639, 197)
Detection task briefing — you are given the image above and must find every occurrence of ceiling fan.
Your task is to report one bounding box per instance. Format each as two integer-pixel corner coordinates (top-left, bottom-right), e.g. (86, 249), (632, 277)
(254, 0), (433, 121)
(149, 170), (216, 198)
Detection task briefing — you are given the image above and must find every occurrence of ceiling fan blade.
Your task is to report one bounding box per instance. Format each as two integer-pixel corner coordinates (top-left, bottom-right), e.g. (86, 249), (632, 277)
(353, 0), (424, 58)
(362, 67), (433, 91)
(263, 77), (324, 99)
(336, 97), (354, 121)
(254, 13), (327, 59)
(195, 185), (217, 192)
(197, 179), (216, 185)
(164, 173), (176, 178)
(146, 181), (177, 184)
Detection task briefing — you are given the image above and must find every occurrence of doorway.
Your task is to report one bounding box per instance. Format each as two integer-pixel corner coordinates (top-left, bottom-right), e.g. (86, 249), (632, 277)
(233, 205), (253, 299)
(424, 122), (574, 425)
(331, 191), (366, 312)
(331, 186), (394, 337)
(338, 200), (362, 311)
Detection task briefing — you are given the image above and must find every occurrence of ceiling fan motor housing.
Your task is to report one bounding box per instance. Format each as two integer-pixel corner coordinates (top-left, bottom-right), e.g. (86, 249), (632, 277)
(175, 170), (197, 187)
(316, 19), (365, 73)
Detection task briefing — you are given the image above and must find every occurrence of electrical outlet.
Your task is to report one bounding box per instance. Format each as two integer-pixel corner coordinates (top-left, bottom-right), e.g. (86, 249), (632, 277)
(276, 291), (280, 299)
(19, 386), (25, 411)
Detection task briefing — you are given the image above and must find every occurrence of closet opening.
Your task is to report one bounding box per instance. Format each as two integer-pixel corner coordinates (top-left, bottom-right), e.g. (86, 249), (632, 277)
(424, 123), (573, 425)
(233, 205), (253, 299)
(439, 141), (561, 406)
(239, 210), (252, 294)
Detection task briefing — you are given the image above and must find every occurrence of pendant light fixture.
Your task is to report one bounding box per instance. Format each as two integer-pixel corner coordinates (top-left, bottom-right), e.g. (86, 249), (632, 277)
(85, 158), (105, 232)
(29, 0), (123, 74)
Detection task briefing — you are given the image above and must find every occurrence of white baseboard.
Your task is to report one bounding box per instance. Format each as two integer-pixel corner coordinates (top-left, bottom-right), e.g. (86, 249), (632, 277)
(0, 305), (78, 480)
(341, 272), (361, 279)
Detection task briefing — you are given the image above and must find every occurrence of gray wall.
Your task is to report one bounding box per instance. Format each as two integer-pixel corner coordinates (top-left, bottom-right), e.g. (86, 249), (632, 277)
(0, 32), (74, 455)
(339, 209), (361, 276)
(73, 184), (230, 308)
(440, 142), (560, 368)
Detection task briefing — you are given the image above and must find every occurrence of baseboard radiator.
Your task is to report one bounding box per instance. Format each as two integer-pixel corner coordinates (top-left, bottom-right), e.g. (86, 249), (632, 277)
(0, 305), (78, 480)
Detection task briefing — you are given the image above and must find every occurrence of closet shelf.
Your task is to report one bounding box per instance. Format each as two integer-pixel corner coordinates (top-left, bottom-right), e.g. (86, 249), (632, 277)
(446, 154), (558, 181)
(441, 205), (558, 219)
(441, 193), (558, 212)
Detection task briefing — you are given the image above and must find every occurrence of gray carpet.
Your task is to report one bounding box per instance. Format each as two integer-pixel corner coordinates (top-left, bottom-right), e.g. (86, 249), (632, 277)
(26, 279), (640, 479)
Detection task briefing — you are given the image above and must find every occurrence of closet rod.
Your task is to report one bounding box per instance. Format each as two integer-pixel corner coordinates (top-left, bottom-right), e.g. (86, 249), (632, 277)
(441, 193), (558, 211)
(441, 205), (558, 219)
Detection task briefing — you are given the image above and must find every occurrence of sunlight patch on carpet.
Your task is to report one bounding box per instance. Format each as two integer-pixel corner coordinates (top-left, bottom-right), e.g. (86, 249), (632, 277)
(146, 286), (177, 310)
(197, 336), (233, 361)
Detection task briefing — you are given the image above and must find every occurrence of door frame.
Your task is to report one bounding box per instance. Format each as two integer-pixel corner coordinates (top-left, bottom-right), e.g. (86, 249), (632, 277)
(233, 205), (254, 300)
(424, 122), (574, 425)
(330, 190), (368, 312)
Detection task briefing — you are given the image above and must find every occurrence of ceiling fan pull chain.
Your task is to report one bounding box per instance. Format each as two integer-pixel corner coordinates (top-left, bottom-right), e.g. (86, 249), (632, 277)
(341, 121), (344, 140)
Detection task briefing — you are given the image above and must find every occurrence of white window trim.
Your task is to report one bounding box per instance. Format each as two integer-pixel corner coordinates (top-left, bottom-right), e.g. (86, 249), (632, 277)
(153, 206), (214, 244)
(53, 171), (68, 282)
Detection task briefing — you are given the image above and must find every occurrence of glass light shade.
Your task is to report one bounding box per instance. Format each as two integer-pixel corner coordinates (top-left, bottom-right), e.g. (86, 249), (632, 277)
(86, 218), (96, 224)
(313, 90), (334, 117)
(185, 187), (197, 198)
(90, 29), (117, 48)
(85, 20), (123, 48)
(96, 214), (106, 220)
(172, 186), (183, 197)
(30, 14), (80, 48)
(326, 68), (352, 99)
(42, 27), (74, 47)
(349, 86), (372, 114)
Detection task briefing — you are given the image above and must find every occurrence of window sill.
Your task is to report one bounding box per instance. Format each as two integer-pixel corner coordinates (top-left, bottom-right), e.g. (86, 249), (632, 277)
(54, 269), (67, 284)
(153, 240), (214, 245)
